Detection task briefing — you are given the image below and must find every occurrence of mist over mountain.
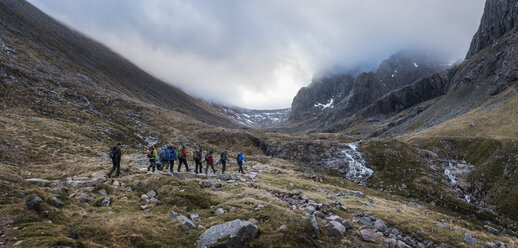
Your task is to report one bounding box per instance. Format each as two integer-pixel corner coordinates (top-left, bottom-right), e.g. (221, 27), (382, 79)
(28, 0), (485, 109)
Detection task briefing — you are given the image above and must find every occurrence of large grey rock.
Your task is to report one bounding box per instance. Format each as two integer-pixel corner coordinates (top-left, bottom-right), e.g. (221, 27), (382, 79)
(360, 228), (377, 243)
(484, 225), (500, 235)
(464, 232), (477, 245)
(325, 221), (345, 236)
(215, 208), (225, 216)
(100, 197), (111, 207)
(374, 219), (387, 232)
(196, 219), (258, 248)
(27, 196), (42, 210)
(347, 190), (364, 198)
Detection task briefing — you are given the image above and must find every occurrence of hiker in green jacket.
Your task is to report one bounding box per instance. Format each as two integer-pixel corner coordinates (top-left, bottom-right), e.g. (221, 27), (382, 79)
(147, 146), (158, 172)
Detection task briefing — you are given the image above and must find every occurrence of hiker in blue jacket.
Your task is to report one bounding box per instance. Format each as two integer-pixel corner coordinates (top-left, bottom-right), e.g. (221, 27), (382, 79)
(237, 152), (246, 174)
(167, 145), (177, 172)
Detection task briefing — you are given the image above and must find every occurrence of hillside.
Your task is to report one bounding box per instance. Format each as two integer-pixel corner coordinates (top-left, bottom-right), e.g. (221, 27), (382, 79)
(1, 0), (518, 248)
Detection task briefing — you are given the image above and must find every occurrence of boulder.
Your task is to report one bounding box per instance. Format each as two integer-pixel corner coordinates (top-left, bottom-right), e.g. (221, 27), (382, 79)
(147, 190), (157, 198)
(196, 220), (258, 248)
(374, 219), (387, 232)
(141, 194), (149, 200)
(100, 197), (111, 207)
(326, 215), (344, 224)
(484, 225), (500, 235)
(360, 228), (377, 243)
(463, 232), (477, 245)
(342, 219), (353, 230)
(49, 197), (64, 207)
(384, 238), (397, 248)
(190, 213), (201, 222)
(347, 190), (364, 198)
(325, 221), (345, 236)
(215, 208), (225, 216)
(177, 215), (197, 229)
(277, 225), (288, 232)
(27, 196), (42, 210)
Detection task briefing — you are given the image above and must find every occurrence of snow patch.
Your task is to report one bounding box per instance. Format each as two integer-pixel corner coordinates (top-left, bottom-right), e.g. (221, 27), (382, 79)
(314, 98), (334, 109)
(413, 62), (418, 68)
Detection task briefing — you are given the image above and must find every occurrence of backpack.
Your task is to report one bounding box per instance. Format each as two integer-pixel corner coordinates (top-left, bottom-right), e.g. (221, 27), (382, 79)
(147, 148), (154, 158)
(205, 153), (211, 162)
(109, 146), (117, 159)
(160, 148), (168, 160)
(177, 148), (183, 159)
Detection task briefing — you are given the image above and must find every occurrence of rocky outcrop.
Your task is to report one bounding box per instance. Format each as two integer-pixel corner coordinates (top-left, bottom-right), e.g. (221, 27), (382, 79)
(466, 0), (518, 59)
(196, 219), (258, 248)
(289, 74), (355, 121)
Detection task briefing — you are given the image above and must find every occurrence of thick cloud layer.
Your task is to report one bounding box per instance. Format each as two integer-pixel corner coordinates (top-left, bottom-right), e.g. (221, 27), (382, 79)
(29, 0), (485, 109)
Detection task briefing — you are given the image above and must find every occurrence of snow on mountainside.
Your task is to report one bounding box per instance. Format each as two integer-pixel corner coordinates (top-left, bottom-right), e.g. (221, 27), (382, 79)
(214, 104), (290, 128)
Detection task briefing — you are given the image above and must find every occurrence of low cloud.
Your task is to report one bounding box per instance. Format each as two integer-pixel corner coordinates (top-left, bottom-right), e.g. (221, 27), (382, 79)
(29, 0), (485, 109)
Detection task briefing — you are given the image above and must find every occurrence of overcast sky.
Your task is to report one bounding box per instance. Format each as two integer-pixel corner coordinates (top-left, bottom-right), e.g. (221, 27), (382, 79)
(29, 0), (485, 109)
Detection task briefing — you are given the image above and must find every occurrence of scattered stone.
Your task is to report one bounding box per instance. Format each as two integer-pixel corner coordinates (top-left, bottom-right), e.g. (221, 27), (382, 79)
(248, 218), (258, 224)
(342, 220), (353, 230)
(408, 202), (426, 209)
(325, 221), (345, 236)
(190, 213), (201, 222)
(397, 240), (411, 248)
(147, 190), (157, 198)
(202, 181), (212, 187)
(50, 188), (63, 195)
(217, 174), (231, 180)
(27, 196), (42, 210)
(484, 225), (500, 235)
(305, 205), (316, 214)
(196, 220), (258, 248)
(140, 205), (150, 211)
(148, 198), (158, 204)
(120, 196), (128, 201)
(347, 190), (365, 198)
(98, 189), (107, 196)
(198, 225), (206, 230)
(100, 197), (111, 207)
(277, 225), (288, 232)
(436, 222), (446, 228)
(126, 187), (132, 192)
(464, 232), (477, 245)
(360, 228), (377, 243)
(254, 204), (265, 211)
(374, 219), (387, 232)
(215, 208), (225, 216)
(326, 215), (344, 224)
(112, 181), (120, 187)
(13, 240), (23, 246)
(141, 194), (149, 200)
(49, 197), (64, 207)
(384, 238), (397, 248)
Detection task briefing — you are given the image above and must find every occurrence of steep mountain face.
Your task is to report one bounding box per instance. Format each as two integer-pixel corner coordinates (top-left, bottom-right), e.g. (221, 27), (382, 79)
(289, 74), (354, 121)
(350, 0), (518, 137)
(285, 51), (449, 131)
(0, 0), (232, 127)
(466, 0), (518, 59)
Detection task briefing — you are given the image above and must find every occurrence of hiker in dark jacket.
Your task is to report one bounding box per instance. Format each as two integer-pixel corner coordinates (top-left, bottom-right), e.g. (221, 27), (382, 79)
(108, 143), (122, 178)
(193, 148), (203, 174)
(205, 151), (215, 174)
(220, 151), (229, 173)
(237, 152), (246, 174)
(147, 146), (158, 172)
(178, 146), (189, 172)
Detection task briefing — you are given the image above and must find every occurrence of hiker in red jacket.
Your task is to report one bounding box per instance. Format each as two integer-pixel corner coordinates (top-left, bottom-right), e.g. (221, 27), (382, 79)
(205, 151), (215, 174)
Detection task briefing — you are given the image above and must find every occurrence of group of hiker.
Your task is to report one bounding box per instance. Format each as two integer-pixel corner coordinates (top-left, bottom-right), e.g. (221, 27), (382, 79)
(107, 142), (247, 178)
(146, 145), (246, 175)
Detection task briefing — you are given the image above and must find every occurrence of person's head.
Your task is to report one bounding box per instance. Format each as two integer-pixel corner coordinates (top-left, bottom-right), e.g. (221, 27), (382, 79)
(210, 151), (213, 154)
(117, 142), (121, 147)
(238, 152), (242, 156)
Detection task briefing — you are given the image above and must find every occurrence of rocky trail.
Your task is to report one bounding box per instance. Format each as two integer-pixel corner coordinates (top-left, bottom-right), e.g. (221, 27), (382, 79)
(14, 152), (515, 247)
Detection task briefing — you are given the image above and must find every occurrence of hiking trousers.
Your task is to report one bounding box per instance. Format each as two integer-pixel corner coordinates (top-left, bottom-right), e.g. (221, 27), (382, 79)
(162, 160), (170, 171)
(195, 159), (202, 173)
(109, 159), (121, 177)
(238, 161), (244, 173)
(169, 159), (175, 172)
(178, 158), (188, 172)
(148, 160), (156, 172)
(205, 163), (215, 174)
(221, 160), (227, 173)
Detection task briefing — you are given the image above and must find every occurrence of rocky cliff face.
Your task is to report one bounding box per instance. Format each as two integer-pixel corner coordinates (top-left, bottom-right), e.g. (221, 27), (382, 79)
(466, 0), (518, 59)
(289, 74), (354, 121)
(349, 0), (518, 136)
(287, 51), (449, 129)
